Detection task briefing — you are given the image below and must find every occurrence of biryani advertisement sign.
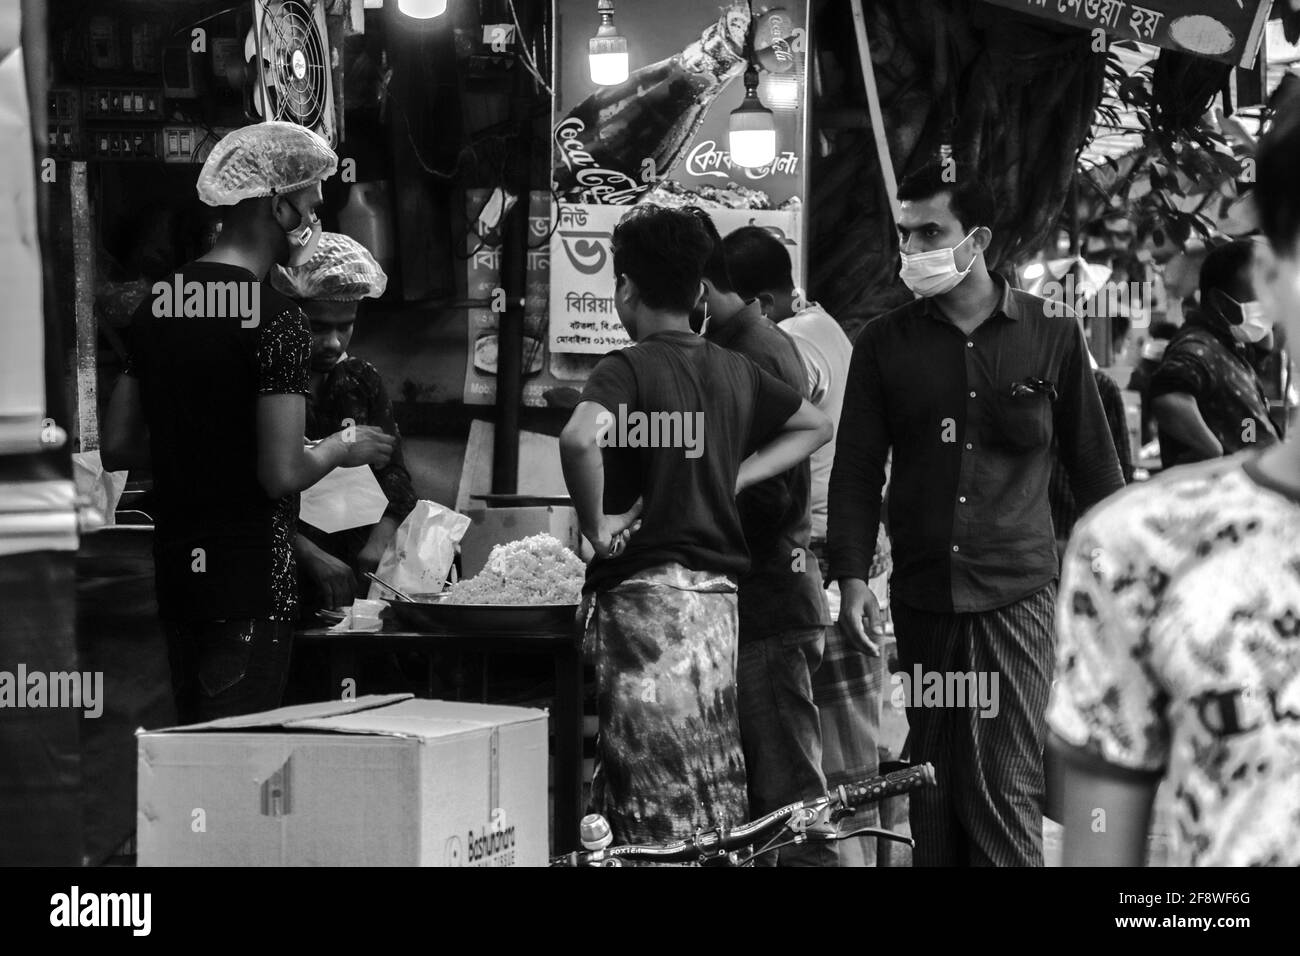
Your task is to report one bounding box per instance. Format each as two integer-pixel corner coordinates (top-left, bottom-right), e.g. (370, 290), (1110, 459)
(548, 0), (811, 355)
(981, 0), (1273, 68)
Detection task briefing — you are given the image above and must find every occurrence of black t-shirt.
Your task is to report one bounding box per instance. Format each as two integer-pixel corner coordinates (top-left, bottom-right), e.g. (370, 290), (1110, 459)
(705, 306), (831, 639)
(578, 330), (802, 594)
(125, 261), (311, 621)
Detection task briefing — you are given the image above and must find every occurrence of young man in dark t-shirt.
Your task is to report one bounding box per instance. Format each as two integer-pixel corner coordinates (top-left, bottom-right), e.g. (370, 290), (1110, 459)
(101, 124), (395, 723)
(560, 204), (831, 845)
(697, 214), (835, 866)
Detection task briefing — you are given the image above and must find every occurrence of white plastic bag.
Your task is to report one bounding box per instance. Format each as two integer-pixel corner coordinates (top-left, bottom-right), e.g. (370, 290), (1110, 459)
(299, 464), (389, 534)
(72, 450), (128, 530)
(366, 500), (472, 600)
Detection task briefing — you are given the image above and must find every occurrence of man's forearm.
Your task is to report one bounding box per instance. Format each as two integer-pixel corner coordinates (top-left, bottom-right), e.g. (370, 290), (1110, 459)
(293, 530), (327, 561)
(737, 423), (828, 493)
(291, 435), (350, 494)
(560, 439), (605, 534)
(1153, 393), (1223, 460)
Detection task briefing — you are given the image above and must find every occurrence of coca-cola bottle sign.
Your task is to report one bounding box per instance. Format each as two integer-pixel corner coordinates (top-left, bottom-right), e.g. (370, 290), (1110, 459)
(549, 0), (810, 356)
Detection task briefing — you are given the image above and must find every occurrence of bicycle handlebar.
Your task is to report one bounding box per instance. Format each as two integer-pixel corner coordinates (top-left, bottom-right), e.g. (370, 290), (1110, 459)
(551, 762), (936, 867)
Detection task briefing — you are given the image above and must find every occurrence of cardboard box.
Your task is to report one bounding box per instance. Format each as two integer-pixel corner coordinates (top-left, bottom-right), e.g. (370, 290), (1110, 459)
(137, 695), (548, 866)
(460, 505), (582, 578)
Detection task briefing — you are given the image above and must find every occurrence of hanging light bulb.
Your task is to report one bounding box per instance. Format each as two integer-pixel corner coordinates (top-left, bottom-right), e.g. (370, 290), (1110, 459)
(588, 0), (629, 86)
(729, 62), (776, 168)
(397, 0), (447, 18)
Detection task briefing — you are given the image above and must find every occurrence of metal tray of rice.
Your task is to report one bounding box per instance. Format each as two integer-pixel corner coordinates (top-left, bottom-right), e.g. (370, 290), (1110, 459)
(389, 533), (583, 632)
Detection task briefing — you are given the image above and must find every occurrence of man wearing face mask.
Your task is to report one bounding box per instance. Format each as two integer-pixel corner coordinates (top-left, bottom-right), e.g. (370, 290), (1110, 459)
(1150, 239), (1280, 467)
(827, 164), (1124, 866)
(101, 123), (395, 722)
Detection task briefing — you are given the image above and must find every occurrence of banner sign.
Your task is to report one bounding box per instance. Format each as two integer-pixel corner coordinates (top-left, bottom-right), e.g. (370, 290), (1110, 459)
(549, 0), (812, 355)
(982, 0), (1273, 68)
(463, 190), (590, 407)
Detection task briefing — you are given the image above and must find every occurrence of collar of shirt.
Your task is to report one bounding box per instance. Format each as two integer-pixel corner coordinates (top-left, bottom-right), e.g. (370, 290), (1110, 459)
(1181, 312), (1251, 357)
(916, 273), (1028, 327)
(704, 298), (766, 349)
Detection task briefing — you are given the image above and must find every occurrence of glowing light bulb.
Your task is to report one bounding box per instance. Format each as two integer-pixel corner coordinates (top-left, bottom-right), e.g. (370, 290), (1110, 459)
(729, 65), (777, 168)
(589, 0), (629, 86)
(397, 0), (447, 19)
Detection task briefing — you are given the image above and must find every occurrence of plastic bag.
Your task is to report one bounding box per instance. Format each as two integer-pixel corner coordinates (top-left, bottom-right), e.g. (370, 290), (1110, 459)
(299, 464), (389, 534)
(72, 451), (128, 530)
(366, 500), (472, 600)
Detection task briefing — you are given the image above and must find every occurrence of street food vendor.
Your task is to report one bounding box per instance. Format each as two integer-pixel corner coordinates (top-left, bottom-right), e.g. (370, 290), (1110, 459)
(270, 232), (417, 611)
(101, 123), (395, 723)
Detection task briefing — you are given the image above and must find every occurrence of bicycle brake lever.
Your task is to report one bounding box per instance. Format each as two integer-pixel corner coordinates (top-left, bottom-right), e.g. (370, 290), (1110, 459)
(833, 825), (913, 846)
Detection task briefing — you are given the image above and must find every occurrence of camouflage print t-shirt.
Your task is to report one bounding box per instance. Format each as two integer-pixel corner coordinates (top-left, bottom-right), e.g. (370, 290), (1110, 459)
(1048, 451), (1300, 866)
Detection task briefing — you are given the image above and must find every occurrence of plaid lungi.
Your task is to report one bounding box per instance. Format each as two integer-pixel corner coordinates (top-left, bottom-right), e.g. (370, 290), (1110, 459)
(810, 534), (890, 867)
(581, 563), (749, 845)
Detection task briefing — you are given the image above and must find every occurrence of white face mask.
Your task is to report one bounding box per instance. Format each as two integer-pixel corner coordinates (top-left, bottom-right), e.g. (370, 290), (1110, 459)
(1230, 299), (1274, 344)
(899, 229), (978, 297)
(282, 199), (322, 268)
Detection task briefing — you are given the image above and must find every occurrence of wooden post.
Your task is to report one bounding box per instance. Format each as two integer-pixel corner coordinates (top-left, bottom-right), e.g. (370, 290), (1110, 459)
(849, 0), (899, 225)
(71, 161), (96, 452)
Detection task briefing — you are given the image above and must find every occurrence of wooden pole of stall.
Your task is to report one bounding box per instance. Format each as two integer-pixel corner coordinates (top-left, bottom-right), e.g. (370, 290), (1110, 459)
(491, 5), (536, 495)
(849, 0), (899, 225)
(71, 161), (96, 452)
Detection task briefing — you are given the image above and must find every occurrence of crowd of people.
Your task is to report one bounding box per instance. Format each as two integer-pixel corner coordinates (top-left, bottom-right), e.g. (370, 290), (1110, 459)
(94, 99), (1300, 867)
(562, 99), (1300, 867)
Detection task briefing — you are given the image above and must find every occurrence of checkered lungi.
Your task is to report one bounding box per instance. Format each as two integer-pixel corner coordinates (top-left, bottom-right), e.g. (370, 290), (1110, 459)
(810, 534), (889, 867)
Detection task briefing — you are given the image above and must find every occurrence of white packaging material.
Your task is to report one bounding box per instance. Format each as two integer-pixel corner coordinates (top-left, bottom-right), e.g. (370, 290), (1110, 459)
(72, 450), (128, 530)
(366, 500), (472, 600)
(299, 464), (389, 534)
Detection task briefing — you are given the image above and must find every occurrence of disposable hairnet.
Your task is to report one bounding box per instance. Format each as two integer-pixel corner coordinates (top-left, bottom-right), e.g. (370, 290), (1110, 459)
(197, 121), (338, 207)
(270, 232), (388, 302)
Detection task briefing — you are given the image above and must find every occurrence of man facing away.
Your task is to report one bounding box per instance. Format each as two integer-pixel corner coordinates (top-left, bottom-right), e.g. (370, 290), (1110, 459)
(828, 165), (1125, 866)
(696, 213), (837, 866)
(101, 123), (395, 723)
(723, 224), (886, 867)
(560, 204), (831, 848)
(1049, 101), (1300, 867)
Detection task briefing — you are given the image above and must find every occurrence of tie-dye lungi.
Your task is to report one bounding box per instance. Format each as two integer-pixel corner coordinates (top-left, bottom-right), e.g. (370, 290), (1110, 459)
(581, 563), (749, 845)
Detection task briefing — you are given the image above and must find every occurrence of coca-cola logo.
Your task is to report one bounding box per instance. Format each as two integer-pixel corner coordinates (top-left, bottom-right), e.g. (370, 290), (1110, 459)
(684, 140), (801, 181)
(555, 117), (594, 172)
(575, 168), (644, 206)
(555, 115), (648, 205)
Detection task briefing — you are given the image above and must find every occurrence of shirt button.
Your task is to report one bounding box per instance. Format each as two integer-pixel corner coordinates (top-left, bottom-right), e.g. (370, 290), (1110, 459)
(966, 341), (974, 348)
(969, 391), (977, 398)
(965, 442), (973, 450)
(952, 545), (960, 552)
(959, 496), (967, 503)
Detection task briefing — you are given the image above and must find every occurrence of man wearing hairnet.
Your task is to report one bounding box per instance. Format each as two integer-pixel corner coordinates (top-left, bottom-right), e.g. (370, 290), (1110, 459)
(101, 122), (396, 722)
(271, 232), (417, 611)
